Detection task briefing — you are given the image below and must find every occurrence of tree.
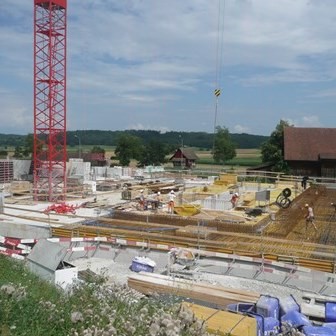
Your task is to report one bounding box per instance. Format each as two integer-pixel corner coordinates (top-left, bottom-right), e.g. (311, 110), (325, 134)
(137, 140), (169, 167)
(23, 134), (34, 158)
(0, 150), (8, 158)
(213, 126), (236, 164)
(114, 134), (143, 166)
(261, 119), (291, 172)
(91, 146), (105, 155)
(13, 146), (24, 158)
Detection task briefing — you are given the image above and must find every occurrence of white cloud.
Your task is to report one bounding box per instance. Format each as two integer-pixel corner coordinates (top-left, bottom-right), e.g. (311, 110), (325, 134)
(128, 123), (170, 133)
(287, 115), (322, 128)
(233, 124), (250, 133)
(301, 115), (322, 127)
(2, 0), (336, 134)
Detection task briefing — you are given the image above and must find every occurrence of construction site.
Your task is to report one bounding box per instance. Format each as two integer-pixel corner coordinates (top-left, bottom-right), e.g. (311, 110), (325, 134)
(2, 1), (336, 335)
(2, 165), (336, 334)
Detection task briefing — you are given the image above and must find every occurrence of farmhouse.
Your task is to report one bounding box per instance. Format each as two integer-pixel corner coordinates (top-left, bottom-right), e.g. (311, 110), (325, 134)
(169, 147), (199, 169)
(284, 127), (336, 177)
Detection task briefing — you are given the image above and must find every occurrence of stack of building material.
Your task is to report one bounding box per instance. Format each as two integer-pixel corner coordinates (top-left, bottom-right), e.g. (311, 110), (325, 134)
(128, 272), (259, 308)
(10, 181), (31, 195)
(182, 302), (257, 336)
(0, 160), (14, 183)
(67, 159), (91, 180)
(214, 173), (238, 186)
(241, 192), (255, 207)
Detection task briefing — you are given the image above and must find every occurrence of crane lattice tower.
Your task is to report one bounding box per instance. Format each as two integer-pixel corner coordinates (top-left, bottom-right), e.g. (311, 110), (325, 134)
(33, 0), (67, 201)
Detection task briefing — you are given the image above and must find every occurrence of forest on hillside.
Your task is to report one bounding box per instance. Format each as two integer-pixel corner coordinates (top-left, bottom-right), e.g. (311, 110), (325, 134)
(0, 130), (268, 149)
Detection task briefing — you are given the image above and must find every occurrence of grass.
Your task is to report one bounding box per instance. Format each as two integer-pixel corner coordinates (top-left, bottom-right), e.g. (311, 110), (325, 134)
(192, 149), (262, 168)
(198, 157), (262, 166)
(0, 255), (210, 336)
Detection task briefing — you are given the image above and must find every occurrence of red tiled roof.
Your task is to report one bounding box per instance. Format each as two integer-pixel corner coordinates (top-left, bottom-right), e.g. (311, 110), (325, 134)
(284, 127), (336, 161)
(169, 148), (199, 161)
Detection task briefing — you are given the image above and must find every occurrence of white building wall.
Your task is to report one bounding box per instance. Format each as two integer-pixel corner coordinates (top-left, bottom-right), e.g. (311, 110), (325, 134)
(67, 159), (91, 180)
(13, 160), (31, 180)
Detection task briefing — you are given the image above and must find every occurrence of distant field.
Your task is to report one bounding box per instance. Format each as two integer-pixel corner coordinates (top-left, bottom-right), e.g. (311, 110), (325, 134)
(197, 148), (260, 158)
(196, 149), (262, 167)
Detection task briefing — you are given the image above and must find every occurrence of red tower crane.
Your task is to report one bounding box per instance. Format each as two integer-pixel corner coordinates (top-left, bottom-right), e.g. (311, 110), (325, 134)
(33, 0), (67, 201)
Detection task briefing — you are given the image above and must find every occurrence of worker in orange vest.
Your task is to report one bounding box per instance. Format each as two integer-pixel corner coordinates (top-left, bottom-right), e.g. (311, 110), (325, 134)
(168, 190), (176, 214)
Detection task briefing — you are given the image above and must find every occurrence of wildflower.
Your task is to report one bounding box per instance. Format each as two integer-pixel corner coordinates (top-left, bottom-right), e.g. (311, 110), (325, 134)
(161, 318), (171, 327)
(1, 284), (15, 296)
(71, 311), (84, 323)
(139, 307), (148, 315)
(149, 322), (160, 336)
(85, 308), (94, 316)
(108, 326), (116, 334)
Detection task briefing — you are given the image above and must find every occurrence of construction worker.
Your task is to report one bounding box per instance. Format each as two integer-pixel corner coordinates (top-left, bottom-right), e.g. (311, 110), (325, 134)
(301, 176), (309, 190)
(167, 190), (176, 214)
(230, 192), (239, 208)
(139, 190), (146, 211)
(151, 191), (161, 210)
(304, 203), (317, 236)
(155, 191), (162, 209)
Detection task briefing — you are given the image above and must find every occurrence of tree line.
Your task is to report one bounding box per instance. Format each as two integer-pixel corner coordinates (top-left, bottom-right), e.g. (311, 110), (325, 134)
(0, 121), (292, 173)
(0, 130), (268, 150)
(0, 127), (249, 166)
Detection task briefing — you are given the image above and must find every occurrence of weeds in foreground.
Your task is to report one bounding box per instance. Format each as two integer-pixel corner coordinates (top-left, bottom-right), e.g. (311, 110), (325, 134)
(0, 255), (210, 336)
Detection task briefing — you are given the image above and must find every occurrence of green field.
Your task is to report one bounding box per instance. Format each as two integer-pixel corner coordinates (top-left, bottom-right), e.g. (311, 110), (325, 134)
(196, 149), (262, 167)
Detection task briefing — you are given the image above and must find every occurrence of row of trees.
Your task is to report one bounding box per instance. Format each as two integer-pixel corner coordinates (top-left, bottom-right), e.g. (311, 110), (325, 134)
(4, 126), (237, 167)
(0, 130), (268, 150)
(2, 121), (291, 173)
(68, 130), (267, 149)
(114, 126), (237, 166)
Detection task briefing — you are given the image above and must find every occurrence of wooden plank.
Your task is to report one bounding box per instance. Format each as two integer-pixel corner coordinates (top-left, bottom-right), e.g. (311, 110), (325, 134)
(128, 272), (259, 308)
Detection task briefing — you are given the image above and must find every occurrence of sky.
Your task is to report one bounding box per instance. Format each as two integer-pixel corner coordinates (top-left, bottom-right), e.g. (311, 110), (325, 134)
(1, 0), (336, 136)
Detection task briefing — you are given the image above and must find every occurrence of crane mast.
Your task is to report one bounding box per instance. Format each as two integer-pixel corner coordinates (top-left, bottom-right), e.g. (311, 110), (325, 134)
(33, 0), (67, 201)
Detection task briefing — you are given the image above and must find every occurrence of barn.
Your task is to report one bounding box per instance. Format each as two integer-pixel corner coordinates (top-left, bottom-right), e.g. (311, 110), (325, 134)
(169, 147), (199, 169)
(284, 127), (336, 177)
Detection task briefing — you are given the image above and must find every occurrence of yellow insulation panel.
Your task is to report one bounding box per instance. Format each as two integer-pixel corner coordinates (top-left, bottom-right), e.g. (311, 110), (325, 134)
(182, 302), (257, 336)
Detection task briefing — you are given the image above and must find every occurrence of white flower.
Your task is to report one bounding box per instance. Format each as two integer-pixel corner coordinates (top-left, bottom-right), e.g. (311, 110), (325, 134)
(71, 311), (84, 323)
(149, 322), (160, 336)
(1, 284), (15, 296)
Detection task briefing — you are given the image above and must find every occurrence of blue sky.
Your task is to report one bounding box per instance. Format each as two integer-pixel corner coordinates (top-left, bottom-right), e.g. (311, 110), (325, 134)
(1, 0), (336, 136)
